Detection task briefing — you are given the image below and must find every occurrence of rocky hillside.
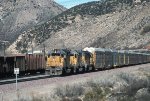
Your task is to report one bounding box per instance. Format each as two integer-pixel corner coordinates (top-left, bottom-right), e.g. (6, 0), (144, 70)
(7, 0), (150, 53)
(0, 0), (66, 53)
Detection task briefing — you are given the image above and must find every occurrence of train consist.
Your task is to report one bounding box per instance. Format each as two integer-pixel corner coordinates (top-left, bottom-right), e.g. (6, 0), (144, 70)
(0, 47), (150, 78)
(46, 47), (150, 75)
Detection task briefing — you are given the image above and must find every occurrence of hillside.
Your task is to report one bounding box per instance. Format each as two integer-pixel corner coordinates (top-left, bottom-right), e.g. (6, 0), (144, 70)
(0, 0), (66, 53)
(7, 0), (150, 53)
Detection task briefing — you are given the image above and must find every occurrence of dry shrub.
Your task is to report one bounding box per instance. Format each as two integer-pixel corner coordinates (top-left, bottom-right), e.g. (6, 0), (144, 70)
(83, 87), (111, 101)
(87, 78), (114, 89)
(14, 91), (54, 101)
(85, 70), (150, 101)
(14, 67), (150, 101)
(55, 84), (84, 100)
(84, 80), (111, 101)
(118, 73), (143, 95)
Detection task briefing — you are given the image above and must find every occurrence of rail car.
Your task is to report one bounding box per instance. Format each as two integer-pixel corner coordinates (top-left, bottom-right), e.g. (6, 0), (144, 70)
(0, 54), (45, 78)
(85, 47), (150, 68)
(46, 47), (150, 75)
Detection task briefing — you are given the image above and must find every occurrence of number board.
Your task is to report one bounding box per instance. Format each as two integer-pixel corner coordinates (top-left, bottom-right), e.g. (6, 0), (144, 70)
(14, 68), (19, 74)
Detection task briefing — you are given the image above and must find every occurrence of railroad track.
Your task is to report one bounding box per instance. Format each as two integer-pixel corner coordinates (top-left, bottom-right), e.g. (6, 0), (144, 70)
(0, 70), (93, 85)
(0, 63), (148, 85)
(0, 72), (78, 85)
(0, 74), (51, 85)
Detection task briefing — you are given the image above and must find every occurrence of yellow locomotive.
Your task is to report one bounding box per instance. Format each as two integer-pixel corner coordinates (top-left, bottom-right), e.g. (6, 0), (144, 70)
(78, 50), (93, 71)
(46, 49), (93, 75)
(46, 49), (68, 75)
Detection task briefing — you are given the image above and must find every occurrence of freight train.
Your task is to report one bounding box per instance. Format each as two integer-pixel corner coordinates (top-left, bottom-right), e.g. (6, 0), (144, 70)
(46, 47), (150, 75)
(0, 47), (150, 78)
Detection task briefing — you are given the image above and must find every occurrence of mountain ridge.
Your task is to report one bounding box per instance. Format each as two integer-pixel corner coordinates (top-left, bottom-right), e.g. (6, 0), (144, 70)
(6, 0), (150, 53)
(0, 0), (66, 54)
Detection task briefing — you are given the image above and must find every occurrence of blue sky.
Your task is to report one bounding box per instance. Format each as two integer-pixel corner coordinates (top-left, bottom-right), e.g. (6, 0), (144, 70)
(55, 0), (100, 8)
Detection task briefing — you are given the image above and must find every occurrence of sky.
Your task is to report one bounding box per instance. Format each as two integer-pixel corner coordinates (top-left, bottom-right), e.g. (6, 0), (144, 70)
(54, 0), (100, 8)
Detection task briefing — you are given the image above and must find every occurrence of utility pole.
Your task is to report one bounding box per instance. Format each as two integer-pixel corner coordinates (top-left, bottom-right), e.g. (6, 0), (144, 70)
(43, 44), (46, 57)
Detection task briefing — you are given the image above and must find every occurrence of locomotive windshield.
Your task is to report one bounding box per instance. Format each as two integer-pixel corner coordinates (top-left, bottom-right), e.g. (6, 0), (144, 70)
(48, 53), (65, 57)
(82, 51), (92, 57)
(51, 53), (61, 56)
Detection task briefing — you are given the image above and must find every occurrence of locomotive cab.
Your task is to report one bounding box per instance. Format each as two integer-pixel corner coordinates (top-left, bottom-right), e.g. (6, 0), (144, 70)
(80, 51), (93, 71)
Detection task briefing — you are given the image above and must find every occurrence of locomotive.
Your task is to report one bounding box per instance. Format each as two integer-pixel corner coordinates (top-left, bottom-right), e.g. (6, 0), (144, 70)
(46, 49), (93, 75)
